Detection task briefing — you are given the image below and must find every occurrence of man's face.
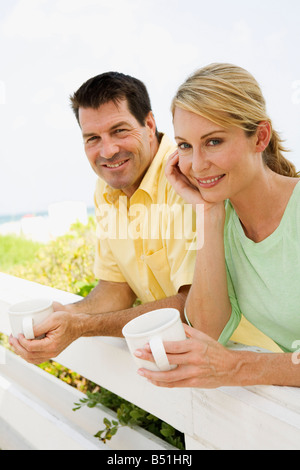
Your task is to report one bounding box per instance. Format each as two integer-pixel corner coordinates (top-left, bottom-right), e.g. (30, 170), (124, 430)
(79, 99), (157, 198)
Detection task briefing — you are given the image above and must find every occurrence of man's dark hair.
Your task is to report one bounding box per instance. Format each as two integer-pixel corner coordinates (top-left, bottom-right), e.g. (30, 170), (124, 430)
(70, 71), (159, 138)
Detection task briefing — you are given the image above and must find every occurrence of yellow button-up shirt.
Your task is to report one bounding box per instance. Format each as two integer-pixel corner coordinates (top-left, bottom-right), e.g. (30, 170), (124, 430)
(94, 134), (197, 303)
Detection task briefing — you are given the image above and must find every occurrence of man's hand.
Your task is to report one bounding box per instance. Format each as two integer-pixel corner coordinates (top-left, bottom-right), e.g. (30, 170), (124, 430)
(9, 303), (84, 364)
(8, 283), (190, 365)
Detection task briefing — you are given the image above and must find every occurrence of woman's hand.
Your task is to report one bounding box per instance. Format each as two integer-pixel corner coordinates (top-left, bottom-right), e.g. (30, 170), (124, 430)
(165, 151), (225, 219)
(165, 151), (205, 210)
(135, 324), (241, 389)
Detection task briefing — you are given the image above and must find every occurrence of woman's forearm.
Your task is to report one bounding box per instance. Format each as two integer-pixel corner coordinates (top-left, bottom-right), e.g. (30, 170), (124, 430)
(137, 325), (300, 389)
(231, 350), (300, 387)
(186, 204), (231, 339)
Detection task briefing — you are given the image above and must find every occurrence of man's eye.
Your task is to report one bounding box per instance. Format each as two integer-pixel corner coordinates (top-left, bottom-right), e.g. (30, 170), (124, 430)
(86, 136), (99, 143)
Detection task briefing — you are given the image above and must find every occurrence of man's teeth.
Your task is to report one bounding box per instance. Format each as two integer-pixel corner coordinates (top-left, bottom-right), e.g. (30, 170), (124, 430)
(199, 175), (223, 184)
(106, 161), (125, 168)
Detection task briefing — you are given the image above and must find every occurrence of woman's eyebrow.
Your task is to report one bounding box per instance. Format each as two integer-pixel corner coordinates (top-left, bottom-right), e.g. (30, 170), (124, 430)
(175, 130), (227, 141)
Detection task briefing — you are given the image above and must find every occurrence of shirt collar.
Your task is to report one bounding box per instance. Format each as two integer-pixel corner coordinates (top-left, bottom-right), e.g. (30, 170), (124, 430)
(103, 134), (176, 205)
(138, 134), (175, 202)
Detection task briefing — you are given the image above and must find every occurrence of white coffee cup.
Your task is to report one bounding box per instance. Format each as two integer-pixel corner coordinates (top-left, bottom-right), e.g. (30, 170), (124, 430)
(8, 298), (53, 340)
(122, 308), (186, 372)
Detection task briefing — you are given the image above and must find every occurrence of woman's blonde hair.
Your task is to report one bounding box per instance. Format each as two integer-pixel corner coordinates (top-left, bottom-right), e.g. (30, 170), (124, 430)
(172, 63), (299, 177)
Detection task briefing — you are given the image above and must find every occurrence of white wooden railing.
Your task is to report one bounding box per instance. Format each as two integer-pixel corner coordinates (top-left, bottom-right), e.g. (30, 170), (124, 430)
(0, 272), (300, 450)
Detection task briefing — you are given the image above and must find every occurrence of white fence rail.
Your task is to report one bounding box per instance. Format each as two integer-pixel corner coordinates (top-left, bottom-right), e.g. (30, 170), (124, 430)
(0, 273), (300, 450)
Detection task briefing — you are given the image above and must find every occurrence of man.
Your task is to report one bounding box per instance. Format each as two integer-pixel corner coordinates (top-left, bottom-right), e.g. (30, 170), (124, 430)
(10, 72), (197, 364)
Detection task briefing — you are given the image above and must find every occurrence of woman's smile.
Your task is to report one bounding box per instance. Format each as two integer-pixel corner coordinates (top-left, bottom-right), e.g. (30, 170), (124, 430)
(195, 174), (226, 188)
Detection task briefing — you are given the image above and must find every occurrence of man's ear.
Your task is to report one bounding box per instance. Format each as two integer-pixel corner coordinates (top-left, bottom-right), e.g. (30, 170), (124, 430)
(145, 111), (157, 140)
(255, 121), (272, 153)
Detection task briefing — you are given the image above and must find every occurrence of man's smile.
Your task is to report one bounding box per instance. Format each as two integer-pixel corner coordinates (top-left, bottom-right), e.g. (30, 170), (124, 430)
(103, 159), (130, 169)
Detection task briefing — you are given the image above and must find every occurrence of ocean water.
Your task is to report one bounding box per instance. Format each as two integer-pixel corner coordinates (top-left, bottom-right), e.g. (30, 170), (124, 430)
(0, 210), (48, 226)
(0, 207), (95, 226)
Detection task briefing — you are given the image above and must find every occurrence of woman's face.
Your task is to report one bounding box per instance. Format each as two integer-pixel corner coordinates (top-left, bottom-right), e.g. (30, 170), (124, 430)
(173, 106), (260, 203)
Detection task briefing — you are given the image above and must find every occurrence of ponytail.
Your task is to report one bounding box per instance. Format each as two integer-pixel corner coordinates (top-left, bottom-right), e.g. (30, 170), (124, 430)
(264, 129), (299, 178)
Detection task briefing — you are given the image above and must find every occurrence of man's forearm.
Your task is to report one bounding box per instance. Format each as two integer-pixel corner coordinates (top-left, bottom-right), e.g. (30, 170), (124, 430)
(76, 287), (190, 338)
(65, 280), (137, 315)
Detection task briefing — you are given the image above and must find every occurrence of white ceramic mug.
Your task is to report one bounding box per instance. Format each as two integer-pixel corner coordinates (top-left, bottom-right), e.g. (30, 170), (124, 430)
(8, 298), (53, 340)
(122, 308), (186, 372)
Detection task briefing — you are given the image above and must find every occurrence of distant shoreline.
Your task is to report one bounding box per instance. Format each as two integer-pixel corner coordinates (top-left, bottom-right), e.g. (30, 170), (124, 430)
(0, 206), (95, 226)
(0, 204), (95, 242)
(0, 211), (48, 226)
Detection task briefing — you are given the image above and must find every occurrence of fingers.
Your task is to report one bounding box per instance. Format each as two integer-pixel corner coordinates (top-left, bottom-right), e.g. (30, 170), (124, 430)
(32, 313), (59, 339)
(31, 309), (69, 340)
(165, 151), (180, 177)
(138, 364), (211, 389)
(134, 326), (219, 388)
(8, 310), (70, 364)
(134, 345), (154, 363)
(135, 335), (209, 368)
(9, 334), (53, 364)
(134, 340), (188, 365)
(167, 150), (179, 163)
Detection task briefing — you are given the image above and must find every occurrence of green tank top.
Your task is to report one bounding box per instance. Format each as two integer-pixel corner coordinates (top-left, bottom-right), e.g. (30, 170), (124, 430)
(220, 181), (300, 353)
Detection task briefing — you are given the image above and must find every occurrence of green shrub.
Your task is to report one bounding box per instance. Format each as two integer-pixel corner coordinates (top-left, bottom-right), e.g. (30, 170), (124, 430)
(0, 234), (42, 271)
(74, 389), (185, 449)
(6, 217), (97, 294)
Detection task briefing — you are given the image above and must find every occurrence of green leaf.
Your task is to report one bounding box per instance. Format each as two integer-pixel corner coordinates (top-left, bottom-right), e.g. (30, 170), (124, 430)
(110, 427), (118, 436)
(160, 423), (175, 438)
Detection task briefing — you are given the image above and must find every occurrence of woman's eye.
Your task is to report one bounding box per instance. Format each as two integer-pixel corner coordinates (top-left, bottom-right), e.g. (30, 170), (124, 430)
(207, 138), (221, 146)
(178, 142), (191, 150)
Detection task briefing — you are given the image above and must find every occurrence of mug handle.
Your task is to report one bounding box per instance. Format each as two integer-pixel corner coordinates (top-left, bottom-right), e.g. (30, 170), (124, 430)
(23, 317), (35, 340)
(149, 336), (171, 371)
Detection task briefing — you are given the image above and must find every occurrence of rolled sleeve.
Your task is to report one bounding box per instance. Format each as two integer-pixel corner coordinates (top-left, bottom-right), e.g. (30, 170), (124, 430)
(94, 237), (127, 283)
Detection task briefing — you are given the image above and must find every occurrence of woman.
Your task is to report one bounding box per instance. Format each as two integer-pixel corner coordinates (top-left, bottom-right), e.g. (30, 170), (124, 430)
(135, 63), (300, 388)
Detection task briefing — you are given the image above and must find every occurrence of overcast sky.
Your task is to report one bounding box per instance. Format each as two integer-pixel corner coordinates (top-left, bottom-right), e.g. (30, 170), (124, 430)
(0, 0), (299, 215)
